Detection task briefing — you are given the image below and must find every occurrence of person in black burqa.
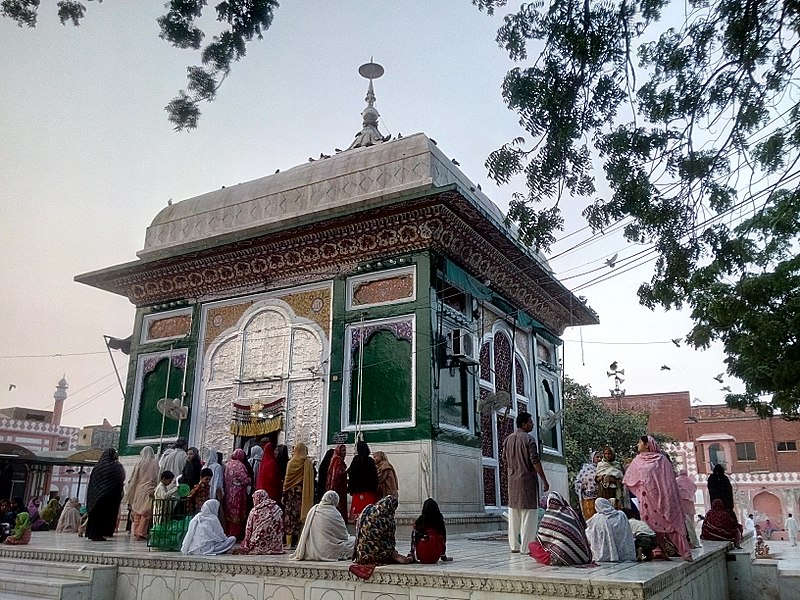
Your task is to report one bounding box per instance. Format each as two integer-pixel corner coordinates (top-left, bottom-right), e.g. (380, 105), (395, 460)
(85, 448), (126, 541)
(707, 464), (734, 512)
(346, 441), (379, 523)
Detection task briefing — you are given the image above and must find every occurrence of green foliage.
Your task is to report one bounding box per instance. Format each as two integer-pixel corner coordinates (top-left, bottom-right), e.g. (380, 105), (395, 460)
(3, 0), (278, 130)
(484, 0), (800, 416)
(562, 377), (649, 502)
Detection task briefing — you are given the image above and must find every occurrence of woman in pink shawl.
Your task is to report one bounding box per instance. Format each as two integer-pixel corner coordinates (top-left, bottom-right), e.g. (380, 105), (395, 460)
(223, 449), (251, 539)
(675, 469), (701, 548)
(622, 436), (693, 561)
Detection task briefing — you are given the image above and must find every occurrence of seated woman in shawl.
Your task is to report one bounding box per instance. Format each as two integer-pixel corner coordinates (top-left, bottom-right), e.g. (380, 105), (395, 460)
(235, 490), (284, 555)
(701, 499), (743, 548)
(40, 497), (60, 527)
(408, 498), (452, 564)
(353, 496), (409, 566)
(125, 446), (160, 540)
(292, 490), (355, 561)
(27, 498), (47, 531)
(85, 448), (126, 542)
(56, 498), (82, 533)
(585, 498), (636, 562)
(180, 499), (236, 556)
(223, 448), (251, 539)
(374, 452), (399, 500)
(595, 446), (626, 508)
(282, 442), (315, 547)
(4, 512), (31, 545)
(347, 441), (379, 524)
(622, 435), (693, 562)
(529, 491), (593, 566)
(326, 444), (348, 521)
(574, 451), (601, 521)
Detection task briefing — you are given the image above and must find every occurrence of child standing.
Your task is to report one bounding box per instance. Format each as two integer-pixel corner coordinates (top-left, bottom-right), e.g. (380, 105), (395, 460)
(187, 468), (213, 514)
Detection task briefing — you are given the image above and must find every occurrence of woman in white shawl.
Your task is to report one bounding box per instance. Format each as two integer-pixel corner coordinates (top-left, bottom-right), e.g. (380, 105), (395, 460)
(248, 445), (263, 482)
(56, 498), (81, 533)
(180, 499), (236, 556)
(585, 498), (636, 562)
(291, 490), (355, 561)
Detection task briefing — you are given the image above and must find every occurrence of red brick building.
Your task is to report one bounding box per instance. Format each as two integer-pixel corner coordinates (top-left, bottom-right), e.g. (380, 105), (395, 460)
(598, 391), (800, 530)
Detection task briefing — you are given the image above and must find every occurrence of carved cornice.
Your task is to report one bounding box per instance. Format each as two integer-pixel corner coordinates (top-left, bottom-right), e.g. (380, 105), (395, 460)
(77, 194), (597, 334)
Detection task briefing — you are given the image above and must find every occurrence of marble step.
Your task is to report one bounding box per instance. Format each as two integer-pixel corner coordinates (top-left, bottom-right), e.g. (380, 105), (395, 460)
(0, 557), (96, 580)
(0, 575), (91, 599)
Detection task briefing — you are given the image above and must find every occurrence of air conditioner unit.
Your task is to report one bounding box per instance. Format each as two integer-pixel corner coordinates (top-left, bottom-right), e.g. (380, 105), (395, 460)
(448, 328), (478, 365)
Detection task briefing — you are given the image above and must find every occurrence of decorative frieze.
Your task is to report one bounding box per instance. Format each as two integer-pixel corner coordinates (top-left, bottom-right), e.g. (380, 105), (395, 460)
(80, 196), (593, 335)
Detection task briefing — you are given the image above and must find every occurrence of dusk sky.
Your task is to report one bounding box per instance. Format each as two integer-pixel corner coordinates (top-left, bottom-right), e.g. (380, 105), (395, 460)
(0, 1), (739, 429)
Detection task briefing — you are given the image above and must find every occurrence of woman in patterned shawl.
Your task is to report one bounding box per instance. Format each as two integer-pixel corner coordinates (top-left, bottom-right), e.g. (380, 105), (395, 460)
(326, 444), (348, 521)
(282, 442), (315, 545)
(237, 490), (285, 555)
(529, 491), (592, 566)
(623, 435), (694, 561)
(124, 445), (160, 540)
(85, 448), (126, 541)
(595, 446), (626, 507)
(352, 495), (408, 565)
(574, 451), (602, 520)
(701, 499), (743, 547)
(223, 448), (251, 539)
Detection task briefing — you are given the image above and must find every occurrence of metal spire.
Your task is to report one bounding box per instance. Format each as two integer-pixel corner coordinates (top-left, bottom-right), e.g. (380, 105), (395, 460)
(347, 60), (390, 150)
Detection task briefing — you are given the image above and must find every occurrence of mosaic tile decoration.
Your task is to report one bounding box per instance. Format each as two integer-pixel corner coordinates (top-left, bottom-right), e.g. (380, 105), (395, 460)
(146, 314), (192, 341)
(493, 332), (512, 393)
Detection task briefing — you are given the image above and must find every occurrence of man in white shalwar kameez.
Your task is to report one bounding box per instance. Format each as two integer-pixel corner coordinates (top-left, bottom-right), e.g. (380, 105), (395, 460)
(786, 513), (798, 547)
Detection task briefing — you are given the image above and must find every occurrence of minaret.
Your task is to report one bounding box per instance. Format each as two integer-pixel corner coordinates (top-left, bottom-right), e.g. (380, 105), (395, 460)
(53, 376), (68, 427)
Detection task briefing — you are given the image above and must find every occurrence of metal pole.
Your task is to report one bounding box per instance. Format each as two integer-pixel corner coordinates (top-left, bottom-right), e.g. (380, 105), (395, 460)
(158, 344), (175, 455)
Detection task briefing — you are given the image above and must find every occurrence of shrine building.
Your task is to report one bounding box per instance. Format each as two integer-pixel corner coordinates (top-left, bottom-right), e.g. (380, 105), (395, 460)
(76, 67), (598, 518)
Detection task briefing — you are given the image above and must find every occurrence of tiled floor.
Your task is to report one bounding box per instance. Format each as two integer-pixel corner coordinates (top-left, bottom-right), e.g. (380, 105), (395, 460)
(1, 529), (731, 585)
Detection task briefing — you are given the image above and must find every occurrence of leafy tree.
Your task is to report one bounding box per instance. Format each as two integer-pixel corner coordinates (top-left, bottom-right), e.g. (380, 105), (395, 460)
(473, 0), (800, 416)
(562, 377), (649, 502)
(1, 0), (279, 130)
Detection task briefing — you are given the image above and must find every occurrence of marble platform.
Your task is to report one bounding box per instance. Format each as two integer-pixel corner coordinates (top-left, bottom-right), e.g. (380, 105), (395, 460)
(0, 531), (732, 600)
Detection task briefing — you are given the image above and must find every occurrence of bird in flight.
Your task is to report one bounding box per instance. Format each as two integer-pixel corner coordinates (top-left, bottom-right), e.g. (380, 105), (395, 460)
(671, 338), (682, 347)
(8, 384), (16, 391)
(660, 365), (671, 371)
(713, 373), (725, 383)
(720, 385), (732, 393)
(605, 253), (618, 268)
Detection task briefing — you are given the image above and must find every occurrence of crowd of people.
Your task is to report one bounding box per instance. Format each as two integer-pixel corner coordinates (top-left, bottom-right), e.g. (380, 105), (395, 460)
(0, 422), (780, 572)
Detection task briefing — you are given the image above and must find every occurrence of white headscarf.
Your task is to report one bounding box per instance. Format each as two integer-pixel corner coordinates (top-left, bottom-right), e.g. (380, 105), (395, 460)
(202, 447), (224, 498)
(585, 498), (636, 562)
(291, 490), (355, 561)
(180, 499), (236, 555)
(249, 445), (263, 478)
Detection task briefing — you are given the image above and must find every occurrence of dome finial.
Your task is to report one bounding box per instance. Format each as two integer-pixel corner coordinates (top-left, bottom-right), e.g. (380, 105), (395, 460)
(347, 60), (390, 150)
